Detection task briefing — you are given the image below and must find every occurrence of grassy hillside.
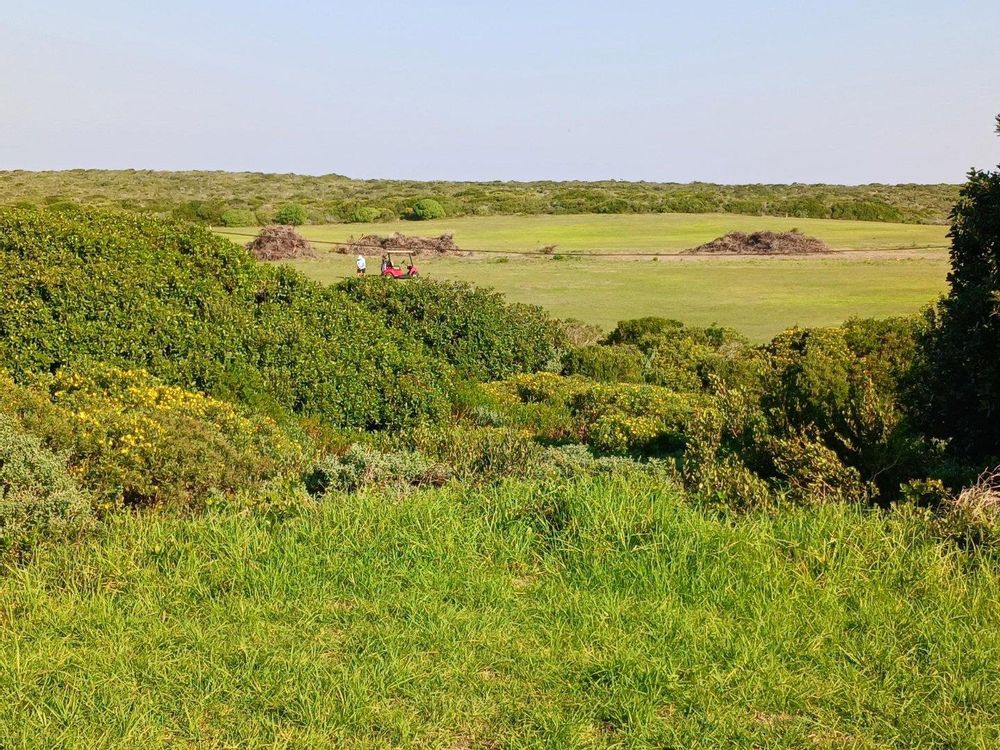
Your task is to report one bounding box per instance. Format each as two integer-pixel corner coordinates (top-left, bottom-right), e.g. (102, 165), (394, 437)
(0, 170), (960, 225)
(2, 476), (997, 749)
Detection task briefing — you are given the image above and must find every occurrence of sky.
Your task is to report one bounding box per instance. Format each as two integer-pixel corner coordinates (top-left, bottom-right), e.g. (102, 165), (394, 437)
(1, 0), (998, 183)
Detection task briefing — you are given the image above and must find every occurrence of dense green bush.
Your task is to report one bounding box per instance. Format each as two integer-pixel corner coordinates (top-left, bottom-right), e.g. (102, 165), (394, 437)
(0, 414), (94, 561)
(274, 203), (307, 225)
(0, 207), (451, 430)
(339, 278), (564, 381)
(171, 200), (226, 225)
(408, 198), (446, 220)
(761, 320), (929, 498)
(561, 343), (645, 383)
(602, 318), (760, 391)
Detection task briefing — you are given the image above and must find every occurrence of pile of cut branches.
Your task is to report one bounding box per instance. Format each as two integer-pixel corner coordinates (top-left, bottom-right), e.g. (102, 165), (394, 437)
(246, 225), (314, 260)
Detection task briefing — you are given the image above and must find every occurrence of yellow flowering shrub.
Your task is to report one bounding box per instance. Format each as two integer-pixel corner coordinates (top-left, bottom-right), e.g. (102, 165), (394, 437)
(0, 367), (303, 509)
(587, 413), (661, 454)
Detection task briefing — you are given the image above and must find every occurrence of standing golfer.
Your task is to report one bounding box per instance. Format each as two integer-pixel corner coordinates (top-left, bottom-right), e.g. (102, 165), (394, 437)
(356, 254), (367, 276)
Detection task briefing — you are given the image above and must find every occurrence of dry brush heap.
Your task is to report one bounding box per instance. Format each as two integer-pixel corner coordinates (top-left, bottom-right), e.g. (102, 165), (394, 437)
(341, 232), (460, 256)
(684, 230), (830, 255)
(246, 224), (315, 260)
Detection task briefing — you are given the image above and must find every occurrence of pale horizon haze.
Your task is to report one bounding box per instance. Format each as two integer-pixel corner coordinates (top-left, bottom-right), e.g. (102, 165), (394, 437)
(2, 0), (998, 183)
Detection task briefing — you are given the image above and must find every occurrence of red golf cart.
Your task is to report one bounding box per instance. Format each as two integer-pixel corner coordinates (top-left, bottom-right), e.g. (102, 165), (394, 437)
(380, 251), (420, 279)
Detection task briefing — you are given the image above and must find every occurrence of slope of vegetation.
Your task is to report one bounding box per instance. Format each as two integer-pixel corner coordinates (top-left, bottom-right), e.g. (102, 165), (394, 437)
(0, 169), (960, 225)
(1, 132), (999, 747)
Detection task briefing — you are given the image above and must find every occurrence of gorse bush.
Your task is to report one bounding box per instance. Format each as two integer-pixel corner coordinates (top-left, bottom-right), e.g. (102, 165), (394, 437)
(760, 319), (929, 499)
(338, 278), (564, 381)
(602, 317), (760, 391)
(0, 367), (302, 508)
(0, 207), (451, 430)
(0, 414), (93, 561)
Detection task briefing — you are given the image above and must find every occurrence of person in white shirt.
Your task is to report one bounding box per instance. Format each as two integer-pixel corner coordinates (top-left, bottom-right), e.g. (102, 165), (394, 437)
(356, 254), (367, 276)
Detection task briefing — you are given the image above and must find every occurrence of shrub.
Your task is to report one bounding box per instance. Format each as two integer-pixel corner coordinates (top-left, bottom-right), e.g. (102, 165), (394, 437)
(681, 408), (773, 510)
(339, 278), (564, 381)
(936, 468), (1000, 550)
(0, 414), (94, 561)
(304, 444), (448, 496)
(561, 344), (645, 383)
(407, 425), (543, 481)
(588, 413), (661, 454)
(0, 207), (451, 430)
(219, 208), (257, 227)
(602, 318), (758, 391)
(274, 203), (307, 225)
(408, 198), (446, 221)
(771, 432), (870, 505)
(348, 206), (382, 223)
(0, 367), (303, 508)
(172, 200), (226, 225)
(762, 321), (928, 499)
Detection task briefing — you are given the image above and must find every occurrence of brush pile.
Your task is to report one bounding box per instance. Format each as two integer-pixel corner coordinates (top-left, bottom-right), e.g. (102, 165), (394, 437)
(341, 233), (460, 256)
(246, 225), (314, 260)
(684, 230), (830, 255)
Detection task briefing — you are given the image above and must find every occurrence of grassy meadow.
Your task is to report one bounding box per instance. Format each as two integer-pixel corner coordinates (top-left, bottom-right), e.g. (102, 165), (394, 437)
(217, 212), (950, 253)
(3, 477), (998, 749)
(219, 214), (951, 339)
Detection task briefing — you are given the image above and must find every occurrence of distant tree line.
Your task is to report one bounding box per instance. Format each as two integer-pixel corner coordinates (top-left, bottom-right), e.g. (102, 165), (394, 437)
(0, 170), (960, 225)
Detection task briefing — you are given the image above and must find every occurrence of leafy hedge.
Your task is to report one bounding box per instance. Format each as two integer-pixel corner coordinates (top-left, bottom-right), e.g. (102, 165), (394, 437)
(338, 278), (564, 381)
(0, 207), (451, 430)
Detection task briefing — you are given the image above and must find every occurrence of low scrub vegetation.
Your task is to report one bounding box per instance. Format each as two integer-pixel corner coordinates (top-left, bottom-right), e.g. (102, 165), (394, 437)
(1, 129), (999, 745)
(0, 170), (960, 225)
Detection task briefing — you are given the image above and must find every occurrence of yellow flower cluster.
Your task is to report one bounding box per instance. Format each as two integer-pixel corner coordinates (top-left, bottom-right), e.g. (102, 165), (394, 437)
(31, 366), (302, 506)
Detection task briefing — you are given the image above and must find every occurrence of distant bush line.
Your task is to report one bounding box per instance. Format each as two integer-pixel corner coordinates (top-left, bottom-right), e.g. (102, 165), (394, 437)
(0, 170), (960, 225)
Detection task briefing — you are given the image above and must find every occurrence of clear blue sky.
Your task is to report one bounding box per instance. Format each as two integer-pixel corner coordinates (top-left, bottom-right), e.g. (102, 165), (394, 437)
(2, 0), (998, 182)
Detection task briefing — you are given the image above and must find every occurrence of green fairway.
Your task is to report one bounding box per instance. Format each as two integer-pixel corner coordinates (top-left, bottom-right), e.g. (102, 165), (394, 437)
(281, 254), (946, 340)
(218, 214), (950, 339)
(3, 477), (997, 748)
(219, 212), (949, 253)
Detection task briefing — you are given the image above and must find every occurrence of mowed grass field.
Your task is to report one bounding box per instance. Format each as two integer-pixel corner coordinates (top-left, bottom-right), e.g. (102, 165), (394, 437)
(3, 478), (998, 748)
(218, 214), (950, 340)
(219, 212), (949, 253)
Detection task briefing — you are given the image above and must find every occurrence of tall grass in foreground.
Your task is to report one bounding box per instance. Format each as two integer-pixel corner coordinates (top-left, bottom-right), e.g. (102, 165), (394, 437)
(1, 476), (998, 748)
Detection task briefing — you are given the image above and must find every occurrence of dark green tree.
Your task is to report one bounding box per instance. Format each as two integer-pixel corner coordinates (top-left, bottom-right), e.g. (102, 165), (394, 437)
(920, 116), (1000, 458)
